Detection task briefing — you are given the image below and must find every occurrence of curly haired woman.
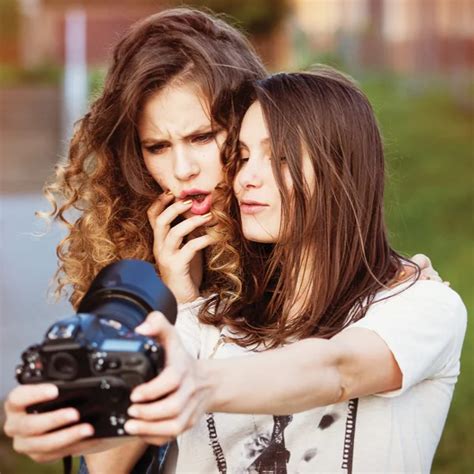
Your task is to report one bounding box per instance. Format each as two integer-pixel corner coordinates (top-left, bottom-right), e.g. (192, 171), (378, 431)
(3, 7), (267, 470)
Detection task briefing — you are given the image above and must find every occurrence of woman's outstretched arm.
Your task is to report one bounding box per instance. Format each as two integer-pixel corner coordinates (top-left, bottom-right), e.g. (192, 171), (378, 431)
(124, 281), (465, 443)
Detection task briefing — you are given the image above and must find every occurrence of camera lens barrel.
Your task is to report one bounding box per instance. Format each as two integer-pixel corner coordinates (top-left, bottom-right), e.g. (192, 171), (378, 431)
(77, 260), (177, 329)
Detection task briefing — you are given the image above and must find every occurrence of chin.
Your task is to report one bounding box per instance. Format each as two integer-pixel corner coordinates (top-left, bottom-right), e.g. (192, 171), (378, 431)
(241, 227), (276, 243)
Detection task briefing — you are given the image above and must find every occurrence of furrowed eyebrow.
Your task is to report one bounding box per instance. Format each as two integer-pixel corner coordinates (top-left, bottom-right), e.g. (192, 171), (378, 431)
(140, 138), (167, 146)
(141, 124), (218, 145)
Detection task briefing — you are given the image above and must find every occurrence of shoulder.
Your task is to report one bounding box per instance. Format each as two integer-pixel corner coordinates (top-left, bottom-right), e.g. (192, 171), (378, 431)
(346, 280), (467, 395)
(367, 280), (466, 329)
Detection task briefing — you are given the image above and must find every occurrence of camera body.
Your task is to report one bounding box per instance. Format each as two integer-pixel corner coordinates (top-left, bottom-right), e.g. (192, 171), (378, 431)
(15, 260), (177, 438)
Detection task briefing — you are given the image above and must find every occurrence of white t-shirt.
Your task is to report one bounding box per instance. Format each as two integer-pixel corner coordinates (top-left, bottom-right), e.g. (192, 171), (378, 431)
(167, 280), (466, 473)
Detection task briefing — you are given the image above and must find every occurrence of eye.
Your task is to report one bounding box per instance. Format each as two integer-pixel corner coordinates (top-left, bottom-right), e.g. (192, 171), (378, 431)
(238, 151), (249, 165)
(270, 155), (287, 163)
(144, 143), (169, 155)
(191, 132), (216, 144)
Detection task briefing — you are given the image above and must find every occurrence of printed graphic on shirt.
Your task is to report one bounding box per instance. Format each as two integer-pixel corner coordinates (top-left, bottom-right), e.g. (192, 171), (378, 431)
(246, 415), (292, 473)
(205, 400), (359, 474)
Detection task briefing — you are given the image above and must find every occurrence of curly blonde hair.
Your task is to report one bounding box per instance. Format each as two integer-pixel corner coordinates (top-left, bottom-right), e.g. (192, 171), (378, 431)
(43, 8), (266, 309)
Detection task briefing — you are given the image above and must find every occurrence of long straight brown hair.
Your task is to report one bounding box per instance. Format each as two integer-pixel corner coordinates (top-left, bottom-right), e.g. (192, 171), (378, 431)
(202, 67), (414, 348)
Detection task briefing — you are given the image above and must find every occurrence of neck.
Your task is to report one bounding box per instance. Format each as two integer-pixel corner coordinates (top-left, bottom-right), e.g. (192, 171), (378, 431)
(287, 248), (315, 320)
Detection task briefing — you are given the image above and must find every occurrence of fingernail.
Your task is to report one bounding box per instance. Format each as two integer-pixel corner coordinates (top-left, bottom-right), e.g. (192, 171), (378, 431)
(183, 199), (193, 205)
(125, 421), (138, 434)
(165, 190), (173, 195)
(135, 322), (151, 333)
(45, 385), (59, 398)
(131, 391), (144, 402)
(128, 405), (138, 417)
(80, 425), (94, 436)
(202, 212), (212, 219)
(66, 410), (79, 422)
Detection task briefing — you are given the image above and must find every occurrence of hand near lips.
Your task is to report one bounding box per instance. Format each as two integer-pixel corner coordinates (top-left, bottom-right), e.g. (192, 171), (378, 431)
(147, 192), (217, 304)
(124, 312), (211, 445)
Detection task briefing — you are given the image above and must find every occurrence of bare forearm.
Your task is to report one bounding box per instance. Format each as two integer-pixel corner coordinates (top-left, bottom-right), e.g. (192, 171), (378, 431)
(84, 438), (148, 474)
(200, 338), (344, 415)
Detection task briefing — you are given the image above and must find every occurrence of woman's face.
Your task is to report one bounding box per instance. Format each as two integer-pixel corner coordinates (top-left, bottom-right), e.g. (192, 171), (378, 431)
(139, 82), (226, 216)
(234, 101), (314, 243)
(234, 101), (285, 243)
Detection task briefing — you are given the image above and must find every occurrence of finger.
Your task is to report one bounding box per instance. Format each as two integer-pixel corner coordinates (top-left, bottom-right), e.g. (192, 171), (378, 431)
(165, 213), (212, 251)
(147, 193), (174, 230)
(5, 384), (58, 412)
(130, 366), (183, 403)
(7, 407), (80, 437)
(27, 438), (103, 464)
(134, 311), (174, 340)
(128, 378), (195, 421)
(13, 423), (94, 455)
(154, 200), (193, 242)
(125, 394), (201, 438)
(411, 253), (432, 269)
(180, 234), (217, 261)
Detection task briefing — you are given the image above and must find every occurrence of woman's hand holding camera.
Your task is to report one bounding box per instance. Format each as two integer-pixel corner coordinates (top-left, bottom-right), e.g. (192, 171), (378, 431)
(124, 311), (212, 444)
(3, 384), (97, 462)
(147, 193), (216, 304)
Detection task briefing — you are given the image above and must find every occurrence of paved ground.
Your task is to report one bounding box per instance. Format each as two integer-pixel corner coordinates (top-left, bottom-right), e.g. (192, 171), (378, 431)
(0, 193), (70, 400)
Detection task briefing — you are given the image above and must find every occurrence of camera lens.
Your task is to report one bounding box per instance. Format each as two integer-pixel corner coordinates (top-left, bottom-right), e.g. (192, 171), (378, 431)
(48, 352), (78, 380)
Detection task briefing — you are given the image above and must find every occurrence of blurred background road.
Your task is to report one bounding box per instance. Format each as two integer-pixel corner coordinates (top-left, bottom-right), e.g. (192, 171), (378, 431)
(1, 0), (472, 472)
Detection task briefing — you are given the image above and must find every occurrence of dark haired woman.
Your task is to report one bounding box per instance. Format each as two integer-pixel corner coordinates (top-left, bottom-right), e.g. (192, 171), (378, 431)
(123, 68), (466, 473)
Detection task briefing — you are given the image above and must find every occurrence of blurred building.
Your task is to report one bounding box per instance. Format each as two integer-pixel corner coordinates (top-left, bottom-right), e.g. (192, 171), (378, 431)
(16, 0), (164, 68)
(292, 0), (474, 73)
(4, 0), (472, 73)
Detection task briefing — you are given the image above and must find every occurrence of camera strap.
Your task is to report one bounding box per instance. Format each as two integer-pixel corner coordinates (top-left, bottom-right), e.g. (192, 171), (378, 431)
(63, 455), (73, 474)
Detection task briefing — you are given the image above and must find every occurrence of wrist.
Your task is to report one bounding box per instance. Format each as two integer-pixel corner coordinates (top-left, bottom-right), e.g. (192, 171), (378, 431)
(195, 359), (224, 412)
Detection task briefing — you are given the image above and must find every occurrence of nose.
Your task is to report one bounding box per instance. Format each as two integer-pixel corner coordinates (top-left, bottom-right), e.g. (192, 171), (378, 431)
(173, 144), (200, 181)
(236, 158), (264, 190)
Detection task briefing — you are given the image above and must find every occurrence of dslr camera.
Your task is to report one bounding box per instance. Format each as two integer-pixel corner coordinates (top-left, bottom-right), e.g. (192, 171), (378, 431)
(16, 260), (177, 438)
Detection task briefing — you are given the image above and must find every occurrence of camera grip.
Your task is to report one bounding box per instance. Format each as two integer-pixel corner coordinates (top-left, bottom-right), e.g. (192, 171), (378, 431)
(27, 376), (133, 437)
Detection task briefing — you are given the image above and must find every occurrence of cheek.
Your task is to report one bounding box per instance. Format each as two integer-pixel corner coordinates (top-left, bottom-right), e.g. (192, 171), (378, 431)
(143, 156), (170, 189)
(233, 171), (242, 196)
(202, 144), (224, 178)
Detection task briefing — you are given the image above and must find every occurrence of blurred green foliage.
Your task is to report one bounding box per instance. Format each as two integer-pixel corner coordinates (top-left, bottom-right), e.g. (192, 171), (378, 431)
(0, 64), (62, 87)
(362, 75), (473, 473)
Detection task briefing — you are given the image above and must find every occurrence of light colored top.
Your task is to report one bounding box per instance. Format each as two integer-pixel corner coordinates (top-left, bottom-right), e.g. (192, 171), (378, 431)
(167, 280), (466, 473)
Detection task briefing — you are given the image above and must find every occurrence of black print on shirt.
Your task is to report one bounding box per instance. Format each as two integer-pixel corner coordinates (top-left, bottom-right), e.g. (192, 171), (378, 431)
(205, 400), (358, 473)
(318, 412), (340, 430)
(206, 412), (227, 474)
(245, 415), (293, 473)
(341, 398), (359, 474)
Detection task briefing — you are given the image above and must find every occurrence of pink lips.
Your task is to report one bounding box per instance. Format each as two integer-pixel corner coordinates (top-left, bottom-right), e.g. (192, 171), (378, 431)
(179, 189), (212, 215)
(239, 199), (269, 215)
